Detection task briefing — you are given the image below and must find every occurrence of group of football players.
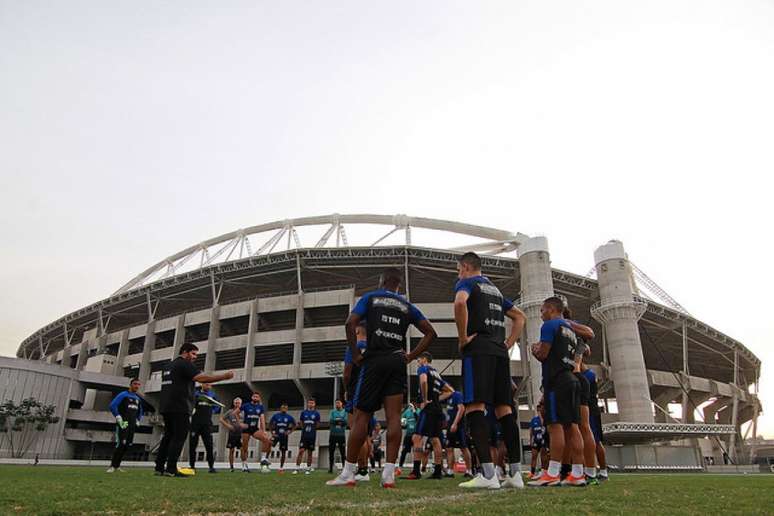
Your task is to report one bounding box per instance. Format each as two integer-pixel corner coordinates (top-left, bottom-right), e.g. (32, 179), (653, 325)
(107, 252), (608, 489)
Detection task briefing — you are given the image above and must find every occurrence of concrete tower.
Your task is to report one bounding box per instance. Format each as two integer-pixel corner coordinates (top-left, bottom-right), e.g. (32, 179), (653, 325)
(592, 240), (654, 423)
(518, 236), (555, 408)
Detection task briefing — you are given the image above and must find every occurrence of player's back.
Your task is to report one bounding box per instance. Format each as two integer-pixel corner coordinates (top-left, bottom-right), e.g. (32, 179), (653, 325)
(454, 275), (511, 357)
(355, 289), (421, 355)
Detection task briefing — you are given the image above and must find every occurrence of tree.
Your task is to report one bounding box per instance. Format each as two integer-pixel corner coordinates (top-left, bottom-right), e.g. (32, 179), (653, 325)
(0, 398), (60, 459)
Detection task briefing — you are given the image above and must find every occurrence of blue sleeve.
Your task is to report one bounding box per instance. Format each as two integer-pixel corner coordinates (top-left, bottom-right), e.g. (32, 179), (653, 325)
(539, 320), (559, 344)
(408, 302), (426, 324)
(502, 297), (514, 312)
(351, 293), (371, 317)
(454, 278), (474, 295)
(344, 346), (352, 365)
(417, 365), (427, 376)
(109, 392), (127, 417)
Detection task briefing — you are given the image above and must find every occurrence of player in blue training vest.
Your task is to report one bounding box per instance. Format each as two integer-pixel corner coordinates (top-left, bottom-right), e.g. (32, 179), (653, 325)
(407, 352), (454, 480)
(107, 377), (144, 472)
(454, 252), (527, 489)
(581, 365), (608, 481)
(327, 267), (437, 489)
(343, 325), (371, 480)
(189, 383), (221, 473)
(240, 392), (272, 472)
(445, 389), (472, 478)
(269, 403), (296, 472)
(529, 402), (548, 478)
(529, 296), (588, 487)
(295, 398), (321, 474)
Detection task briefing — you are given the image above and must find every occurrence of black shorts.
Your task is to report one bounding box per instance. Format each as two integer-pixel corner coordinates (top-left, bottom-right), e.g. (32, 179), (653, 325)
(446, 426), (468, 449)
(353, 353), (407, 413)
(589, 410), (603, 443)
(299, 435), (316, 451)
(531, 439), (545, 450)
(489, 423), (503, 447)
(575, 372), (590, 407)
(227, 433), (242, 449)
(243, 425), (259, 436)
(415, 409), (444, 439)
(115, 425), (135, 447)
(402, 432), (413, 449)
(462, 354), (512, 406)
(544, 373), (581, 425)
(272, 433), (289, 451)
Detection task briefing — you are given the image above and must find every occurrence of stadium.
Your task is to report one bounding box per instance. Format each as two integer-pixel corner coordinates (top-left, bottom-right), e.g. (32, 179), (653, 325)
(3, 214), (763, 470)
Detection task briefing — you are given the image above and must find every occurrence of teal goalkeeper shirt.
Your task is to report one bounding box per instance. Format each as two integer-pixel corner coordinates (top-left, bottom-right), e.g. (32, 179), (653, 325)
(329, 408), (348, 437)
(402, 408), (417, 434)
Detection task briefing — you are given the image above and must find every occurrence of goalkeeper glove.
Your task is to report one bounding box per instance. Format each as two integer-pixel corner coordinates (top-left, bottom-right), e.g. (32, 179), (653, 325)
(116, 416), (128, 430)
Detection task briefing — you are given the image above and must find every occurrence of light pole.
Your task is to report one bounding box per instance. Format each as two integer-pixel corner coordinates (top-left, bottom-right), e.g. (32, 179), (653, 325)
(325, 361), (344, 403)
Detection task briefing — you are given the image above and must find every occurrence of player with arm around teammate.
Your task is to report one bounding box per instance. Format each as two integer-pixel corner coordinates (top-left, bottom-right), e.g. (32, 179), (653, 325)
(327, 267), (437, 488)
(107, 377), (144, 472)
(528, 297), (586, 487)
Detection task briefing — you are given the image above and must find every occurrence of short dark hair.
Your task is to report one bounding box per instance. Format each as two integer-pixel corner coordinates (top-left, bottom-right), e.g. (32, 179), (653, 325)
(379, 267), (402, 289)
(129, 377), (140, 385)
(543, 296), (565, 313)
(420, 351), (433, 362)
(562, 306), (574, 319)
(458, 252), (482, 270)
(179, 343), (199, 354)
(308, 397), (316, 402)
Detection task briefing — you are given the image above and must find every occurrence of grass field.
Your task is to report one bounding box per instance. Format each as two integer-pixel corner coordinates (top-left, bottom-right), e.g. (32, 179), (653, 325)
(0, 466), (772, 515)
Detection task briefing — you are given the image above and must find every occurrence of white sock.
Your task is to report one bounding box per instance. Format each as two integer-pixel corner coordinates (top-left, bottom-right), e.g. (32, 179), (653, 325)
(382, 463), (395, 482)
(585, 467), (596, 478)
(481, 463), (496, 480)
(547, 460), (561, 477)
(242, 461), (247, 468)
(509, 463), (521, 476)
(599, 468), (608, 477)
(343, 461), (357, 478)
(572, 464), (583, 478)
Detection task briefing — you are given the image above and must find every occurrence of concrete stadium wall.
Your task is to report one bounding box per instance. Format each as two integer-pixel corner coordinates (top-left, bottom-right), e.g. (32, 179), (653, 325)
(0, 358), (75, 459)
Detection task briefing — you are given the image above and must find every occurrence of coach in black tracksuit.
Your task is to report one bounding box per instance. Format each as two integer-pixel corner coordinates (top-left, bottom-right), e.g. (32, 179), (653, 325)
(154, 343), (234, 477)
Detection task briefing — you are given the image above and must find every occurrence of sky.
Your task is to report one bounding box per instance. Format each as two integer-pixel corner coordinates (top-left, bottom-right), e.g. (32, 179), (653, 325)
(1, 0), (773, 437)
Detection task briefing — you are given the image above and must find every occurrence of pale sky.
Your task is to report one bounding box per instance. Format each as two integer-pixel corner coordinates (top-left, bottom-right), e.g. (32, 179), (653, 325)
(1, 1), (773, 437)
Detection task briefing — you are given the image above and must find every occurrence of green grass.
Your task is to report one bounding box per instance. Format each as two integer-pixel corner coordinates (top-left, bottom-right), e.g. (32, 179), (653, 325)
(0, 466), (772, 515)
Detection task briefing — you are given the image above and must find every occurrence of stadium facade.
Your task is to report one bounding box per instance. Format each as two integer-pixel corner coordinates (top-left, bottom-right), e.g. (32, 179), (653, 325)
(5, 214), (762, 468)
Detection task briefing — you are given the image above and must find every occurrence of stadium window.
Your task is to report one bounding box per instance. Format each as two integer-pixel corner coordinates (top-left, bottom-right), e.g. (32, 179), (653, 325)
(249, 451), (254, 458)
(219, 315), (250, 337)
